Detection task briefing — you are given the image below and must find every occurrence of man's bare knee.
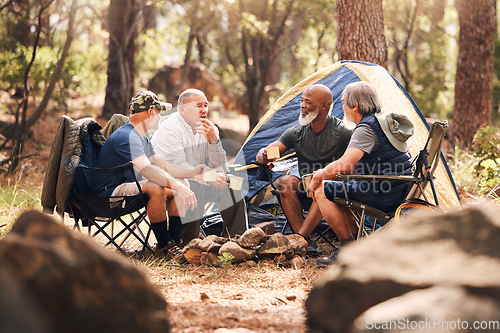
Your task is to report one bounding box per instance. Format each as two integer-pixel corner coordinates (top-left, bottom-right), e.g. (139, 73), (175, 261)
(276, 175), (300, 194)
(143, 184), (167, 201)
(314, 182), (326, 200)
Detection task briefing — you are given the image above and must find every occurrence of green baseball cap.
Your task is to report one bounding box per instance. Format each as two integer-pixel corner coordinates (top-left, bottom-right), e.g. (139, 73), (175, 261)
(129, 90), (172, 113)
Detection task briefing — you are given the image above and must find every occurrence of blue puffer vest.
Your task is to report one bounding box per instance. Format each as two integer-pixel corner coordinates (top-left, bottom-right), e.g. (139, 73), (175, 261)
(355, 114), (413, 176)
(352, 114), (413, 210)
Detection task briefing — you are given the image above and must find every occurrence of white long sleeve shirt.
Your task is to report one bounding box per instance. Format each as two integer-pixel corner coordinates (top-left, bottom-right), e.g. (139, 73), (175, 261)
(151, 112), (228, 172)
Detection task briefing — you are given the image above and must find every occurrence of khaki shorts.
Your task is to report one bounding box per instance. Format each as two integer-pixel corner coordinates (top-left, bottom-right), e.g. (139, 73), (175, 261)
(111, 180), (148, 197)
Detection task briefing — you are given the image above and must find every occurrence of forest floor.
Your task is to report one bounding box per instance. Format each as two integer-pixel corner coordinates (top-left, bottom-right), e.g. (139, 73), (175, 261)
(1, 93), (485, 332)
(0, 94), (330, 332)
(144, 260), (325, 332)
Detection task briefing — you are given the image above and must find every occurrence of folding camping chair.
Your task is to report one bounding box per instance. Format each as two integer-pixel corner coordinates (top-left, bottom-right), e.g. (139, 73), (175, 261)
(332, 120), (449, 240)
(64, 118), (153, 259)
(69, 163), (153, 259)
(253, 157), (338, 249)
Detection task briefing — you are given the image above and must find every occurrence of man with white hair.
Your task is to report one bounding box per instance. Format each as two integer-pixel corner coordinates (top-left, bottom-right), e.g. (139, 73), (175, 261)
(309, 81), (413, 264)
(256, 84), (352, 253)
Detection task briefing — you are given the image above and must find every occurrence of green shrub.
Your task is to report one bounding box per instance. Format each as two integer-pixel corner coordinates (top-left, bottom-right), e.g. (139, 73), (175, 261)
(448, 144), (482, 195)
(218, 252), (235, 268)
(473, 126), (500, 195)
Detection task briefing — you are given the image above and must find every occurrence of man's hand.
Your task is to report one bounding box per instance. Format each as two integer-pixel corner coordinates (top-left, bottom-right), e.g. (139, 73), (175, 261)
(256, 147), (268, 164)
(256, 142), (284, 164)
(309, 169), (324, 201)
(196, 119), (218, 144)
(256, 147), (278, 164)
(171, 180), (197, 211)
(191, 164), (206, 181)
(207, 172), (229, 189)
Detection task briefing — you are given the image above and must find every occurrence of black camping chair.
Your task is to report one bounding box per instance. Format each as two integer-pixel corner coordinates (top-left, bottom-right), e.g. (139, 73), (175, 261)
(67, 120), (153, 259)
(332, 121), (449, 240)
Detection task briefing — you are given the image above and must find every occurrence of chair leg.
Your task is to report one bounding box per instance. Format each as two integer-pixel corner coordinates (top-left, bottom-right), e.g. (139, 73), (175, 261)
(90, 219), (129, 257)
(103, 214), (151, 253)
(281, 219), (291, 235)
(138, 218), (153, 260)
(312, 230), (338, 250)
(125, 212), (154, 258)
(69, 198), (153, 258)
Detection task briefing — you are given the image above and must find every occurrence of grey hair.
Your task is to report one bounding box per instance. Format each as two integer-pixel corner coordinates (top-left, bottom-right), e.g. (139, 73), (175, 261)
(341, 81), (382, 116)
(178, 88), (206, 107)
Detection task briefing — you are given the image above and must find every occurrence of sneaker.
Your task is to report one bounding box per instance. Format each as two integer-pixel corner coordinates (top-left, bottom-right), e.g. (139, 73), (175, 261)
(306, 238), (323, 257)
(295, 233), (322, 257)
(316, 247), (340, 265)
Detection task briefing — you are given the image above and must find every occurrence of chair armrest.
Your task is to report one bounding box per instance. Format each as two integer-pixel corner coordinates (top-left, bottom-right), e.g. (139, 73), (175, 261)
(336, 174), (422, 183)
(77, 161), (142, 193)
(78, 161), (134, 173)
(332, 198), (390, 220)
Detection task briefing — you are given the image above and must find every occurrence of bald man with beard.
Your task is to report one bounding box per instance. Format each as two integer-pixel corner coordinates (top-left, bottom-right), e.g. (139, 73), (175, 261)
(256, 84), (352, 254)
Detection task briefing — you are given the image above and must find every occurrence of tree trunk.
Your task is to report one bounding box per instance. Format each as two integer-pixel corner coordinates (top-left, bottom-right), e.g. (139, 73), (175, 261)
(6, 0), (67, 172)
(170, 0), (201, 105)
(390, 0), (419, 92)
(242, 0), (295, 131)
(450, 0), (496, 149)
(289, 12), (304, 78)
(336, 0), (388, 68)
(102, 0), (138, 119)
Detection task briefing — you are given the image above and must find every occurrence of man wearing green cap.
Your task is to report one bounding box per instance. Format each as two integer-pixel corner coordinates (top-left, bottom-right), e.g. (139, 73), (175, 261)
(93, 90), (203, 257)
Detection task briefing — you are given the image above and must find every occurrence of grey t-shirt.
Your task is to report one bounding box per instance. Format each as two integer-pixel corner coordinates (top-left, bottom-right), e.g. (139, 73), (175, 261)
(348, 124), (379, 154)
(278, 116), (352, 176)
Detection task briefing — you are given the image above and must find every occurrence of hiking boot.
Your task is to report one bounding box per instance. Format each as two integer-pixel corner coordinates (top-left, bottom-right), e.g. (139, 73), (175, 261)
(176, 240), (186, 251)
(155, 241), (182, 259)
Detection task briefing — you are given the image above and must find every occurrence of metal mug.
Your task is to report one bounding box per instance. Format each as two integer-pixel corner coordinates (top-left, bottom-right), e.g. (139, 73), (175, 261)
(302, 173), (313, 197)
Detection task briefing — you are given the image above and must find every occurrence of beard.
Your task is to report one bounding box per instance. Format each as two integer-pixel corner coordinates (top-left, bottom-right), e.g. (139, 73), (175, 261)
(298, 108), (319, 126)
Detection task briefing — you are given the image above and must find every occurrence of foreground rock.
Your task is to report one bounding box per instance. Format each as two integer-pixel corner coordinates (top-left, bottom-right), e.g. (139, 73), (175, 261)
(306, 204), (500, 333)
(0, 270), (48, 333)
(0, 210), (169, 333)
(352, 286), (500, 333)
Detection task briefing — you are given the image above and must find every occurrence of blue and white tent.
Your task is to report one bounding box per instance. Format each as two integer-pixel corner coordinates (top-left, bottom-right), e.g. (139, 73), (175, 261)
(234, 60), (461, 210)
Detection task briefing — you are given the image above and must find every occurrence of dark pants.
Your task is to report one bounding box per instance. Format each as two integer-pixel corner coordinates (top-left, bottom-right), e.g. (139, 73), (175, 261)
(180, 181), (248, 242)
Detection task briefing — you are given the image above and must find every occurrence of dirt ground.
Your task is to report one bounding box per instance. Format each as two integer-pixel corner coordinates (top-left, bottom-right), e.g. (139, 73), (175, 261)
(0, 94), (328, 332)
(144, 261), (325, 332)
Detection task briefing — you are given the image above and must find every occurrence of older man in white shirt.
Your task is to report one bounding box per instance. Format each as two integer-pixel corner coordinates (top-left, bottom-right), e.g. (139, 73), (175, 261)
(152, 88), (248, 242)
